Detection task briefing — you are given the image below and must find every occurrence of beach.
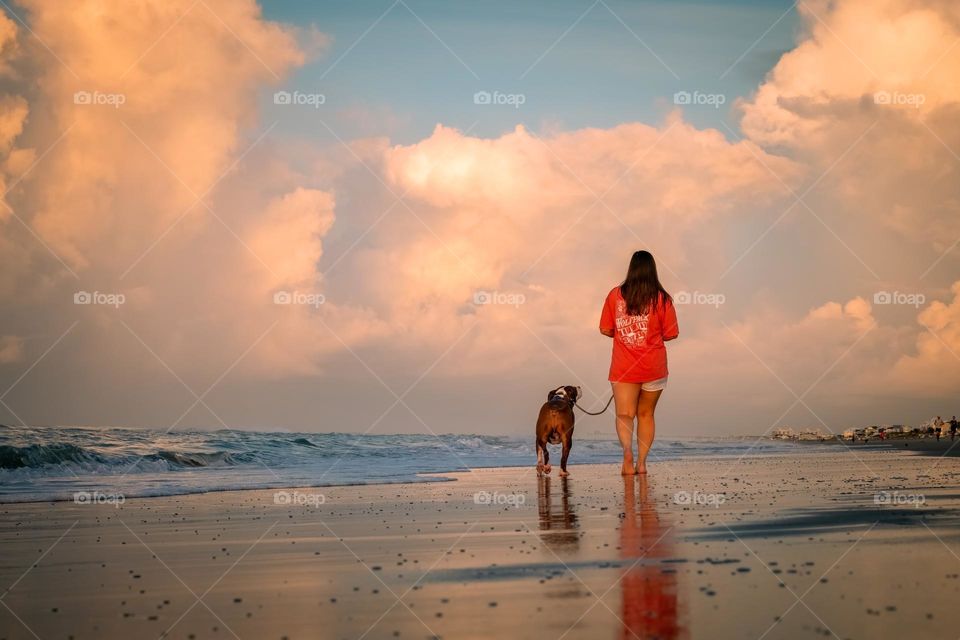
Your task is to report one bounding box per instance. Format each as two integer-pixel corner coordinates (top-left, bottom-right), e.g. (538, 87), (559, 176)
(2, 447), (959, 640)
(3, 1), (959, 639)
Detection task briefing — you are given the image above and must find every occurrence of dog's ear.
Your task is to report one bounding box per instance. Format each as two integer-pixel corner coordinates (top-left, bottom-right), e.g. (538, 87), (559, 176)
(547, 389), (556, 401)
(566, 386), (580, 402)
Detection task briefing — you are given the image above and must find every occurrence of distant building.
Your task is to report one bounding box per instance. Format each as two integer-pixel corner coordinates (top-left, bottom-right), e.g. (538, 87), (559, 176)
(797, 428), (829, 441)
(770, 427), (833, 441)
(777, 423), (916, 442)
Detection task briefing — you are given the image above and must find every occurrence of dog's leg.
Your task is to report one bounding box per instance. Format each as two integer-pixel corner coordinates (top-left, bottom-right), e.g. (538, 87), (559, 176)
(536, 440), (545, 475)
(559, 433), (572, 477)
(541, 440), (551, 474)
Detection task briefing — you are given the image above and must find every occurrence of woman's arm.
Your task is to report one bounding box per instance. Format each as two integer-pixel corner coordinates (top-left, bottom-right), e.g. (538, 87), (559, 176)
(599, 291), (615, 338)
(662, 297), (679, 342)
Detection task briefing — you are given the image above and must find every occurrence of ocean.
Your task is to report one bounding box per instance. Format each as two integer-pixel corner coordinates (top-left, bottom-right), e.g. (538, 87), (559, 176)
(0, 425), (816, 502)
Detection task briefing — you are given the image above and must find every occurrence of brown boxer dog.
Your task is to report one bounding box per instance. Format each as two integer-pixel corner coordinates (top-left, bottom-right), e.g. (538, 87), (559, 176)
(536, 385), (580, 477)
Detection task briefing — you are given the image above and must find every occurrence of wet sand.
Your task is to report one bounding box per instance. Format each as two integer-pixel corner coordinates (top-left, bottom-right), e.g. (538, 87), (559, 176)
(2, 448), (960, 639)
(796, 436), (960, 457)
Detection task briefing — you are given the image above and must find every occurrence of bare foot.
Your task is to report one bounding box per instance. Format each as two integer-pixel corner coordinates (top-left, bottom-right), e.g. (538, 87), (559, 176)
(559, 469), (569, 477)
(543, 463), (552, 475)
(621, 459), (636, 475)
(636, 462), (648, 475)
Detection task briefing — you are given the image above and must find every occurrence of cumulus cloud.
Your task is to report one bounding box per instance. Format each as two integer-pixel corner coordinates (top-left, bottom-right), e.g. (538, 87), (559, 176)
(740, 0), (960, 247)
(0, 0), (338, 382)
(725, 0), (960, 400)
(16, 0), (306, 269)
(882, 281), (960, 395)
(674, 296), (881, 391)
(674, 281), (960, 418)
(367, 118), (799, 374)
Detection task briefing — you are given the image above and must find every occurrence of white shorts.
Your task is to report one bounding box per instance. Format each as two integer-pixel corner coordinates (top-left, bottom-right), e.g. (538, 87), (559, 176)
(641, 376), (668, 392)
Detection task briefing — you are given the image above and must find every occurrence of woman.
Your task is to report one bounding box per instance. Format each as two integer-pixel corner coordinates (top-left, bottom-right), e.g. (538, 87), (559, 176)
(599, 251), (679, 475)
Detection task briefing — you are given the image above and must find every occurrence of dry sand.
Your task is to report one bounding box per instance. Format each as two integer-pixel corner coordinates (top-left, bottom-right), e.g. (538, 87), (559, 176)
(2, 448), (960, 639)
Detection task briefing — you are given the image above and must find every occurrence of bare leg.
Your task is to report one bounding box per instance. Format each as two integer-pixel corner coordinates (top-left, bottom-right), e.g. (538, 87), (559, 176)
(613, 382), (641, 475)
(635, 388), (663, 474)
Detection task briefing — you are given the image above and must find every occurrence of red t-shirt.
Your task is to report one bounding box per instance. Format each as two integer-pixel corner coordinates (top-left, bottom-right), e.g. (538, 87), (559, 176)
(599, 287), (679, 383)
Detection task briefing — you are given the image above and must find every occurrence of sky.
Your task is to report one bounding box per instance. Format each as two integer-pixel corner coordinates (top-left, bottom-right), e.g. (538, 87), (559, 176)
(0, 0), (958, 437)
(257, 0), (798, 141)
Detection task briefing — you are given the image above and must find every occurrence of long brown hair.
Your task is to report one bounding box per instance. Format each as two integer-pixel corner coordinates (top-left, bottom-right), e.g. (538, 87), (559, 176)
(620, 250), (670, 316)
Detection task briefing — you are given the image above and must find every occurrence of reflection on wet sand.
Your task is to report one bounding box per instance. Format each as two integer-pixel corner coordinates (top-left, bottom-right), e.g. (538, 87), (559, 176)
(619, 476), (686, 639)
(537, 475), (580, 552)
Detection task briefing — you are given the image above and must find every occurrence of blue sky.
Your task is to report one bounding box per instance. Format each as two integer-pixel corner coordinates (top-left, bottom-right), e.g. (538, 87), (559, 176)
(262, 0), (800, 142)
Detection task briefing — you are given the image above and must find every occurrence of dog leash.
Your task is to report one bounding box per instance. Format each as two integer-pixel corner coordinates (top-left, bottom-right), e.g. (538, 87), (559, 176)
(574, 395), (614, 416)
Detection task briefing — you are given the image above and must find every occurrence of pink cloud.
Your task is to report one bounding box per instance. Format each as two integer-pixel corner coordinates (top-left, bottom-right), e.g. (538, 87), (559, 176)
(354, 116), (803, 376)
(740, 0), (960, 247)
(0, 0), (340, 380)
(883, 281), (960, 394)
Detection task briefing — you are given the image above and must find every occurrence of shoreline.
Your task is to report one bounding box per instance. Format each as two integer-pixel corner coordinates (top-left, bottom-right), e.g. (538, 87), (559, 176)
(0, 445), (837, 505)
(5, 437), (957, 505)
